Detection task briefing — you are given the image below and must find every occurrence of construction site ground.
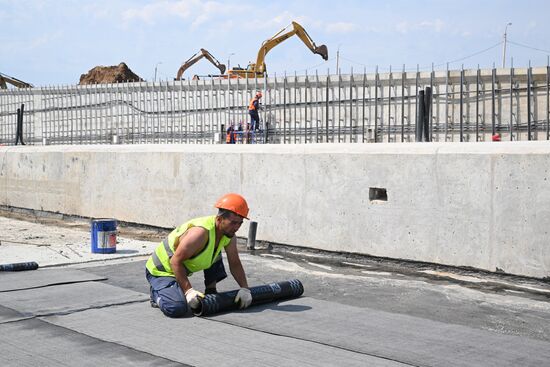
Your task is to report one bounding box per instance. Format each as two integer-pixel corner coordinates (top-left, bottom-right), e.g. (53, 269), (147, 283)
(1, 208), (549, 366)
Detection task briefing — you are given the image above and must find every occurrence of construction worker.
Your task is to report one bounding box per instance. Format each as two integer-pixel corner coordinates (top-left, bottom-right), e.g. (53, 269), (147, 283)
(248, 91), (262, 130)
(145, 193), (252, 317)
(226, 123), (236, 144)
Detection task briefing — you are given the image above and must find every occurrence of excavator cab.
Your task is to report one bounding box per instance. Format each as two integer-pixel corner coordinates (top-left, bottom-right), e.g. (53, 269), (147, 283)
(176, 49), (226, 80)
(228, 21), (328, 78)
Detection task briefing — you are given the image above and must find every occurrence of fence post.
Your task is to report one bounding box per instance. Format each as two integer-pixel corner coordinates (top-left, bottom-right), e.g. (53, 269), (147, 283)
(264, 121), (269, 143)
(460, 68), (464, 142)
(325, 73), (329, 142)
(374, 66), (379, 142)
(491, 65), (497, 135)
(527, 65), (532, 140)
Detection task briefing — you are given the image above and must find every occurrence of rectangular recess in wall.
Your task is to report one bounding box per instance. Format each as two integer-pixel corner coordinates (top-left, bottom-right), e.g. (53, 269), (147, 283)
(369, 187), (387, 202)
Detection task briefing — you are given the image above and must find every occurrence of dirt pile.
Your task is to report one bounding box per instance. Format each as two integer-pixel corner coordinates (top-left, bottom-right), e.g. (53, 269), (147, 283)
(79, 62), (143, 85)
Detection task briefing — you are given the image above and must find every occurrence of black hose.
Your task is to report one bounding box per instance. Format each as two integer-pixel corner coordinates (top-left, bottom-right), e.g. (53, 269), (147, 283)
(15, 104), (25, 145)
(0, 261), (39, 271)
(194, 279), (304, 316)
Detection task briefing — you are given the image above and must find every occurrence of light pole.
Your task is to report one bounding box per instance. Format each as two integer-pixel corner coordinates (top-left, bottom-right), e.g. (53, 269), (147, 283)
(502, 22), (512, 68)
(336, 44), (342, 74)
(227, 53), (235, 71)
(154, 62), (162, 82)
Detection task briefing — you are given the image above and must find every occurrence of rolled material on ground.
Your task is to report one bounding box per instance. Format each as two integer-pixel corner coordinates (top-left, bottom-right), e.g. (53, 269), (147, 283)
(194, 279), (304, 316)
(0, 262), (39, 272)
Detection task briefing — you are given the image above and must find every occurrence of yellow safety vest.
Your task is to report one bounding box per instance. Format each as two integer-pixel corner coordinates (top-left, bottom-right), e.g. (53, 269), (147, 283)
(145, 215), (231, 277)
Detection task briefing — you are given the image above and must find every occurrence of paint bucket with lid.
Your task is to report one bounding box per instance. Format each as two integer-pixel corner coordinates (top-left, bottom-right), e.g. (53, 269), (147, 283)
(91, 219), (117, 254)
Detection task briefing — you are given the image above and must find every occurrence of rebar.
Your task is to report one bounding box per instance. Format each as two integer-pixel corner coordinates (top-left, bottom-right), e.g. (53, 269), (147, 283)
(1, 66), (549, 145)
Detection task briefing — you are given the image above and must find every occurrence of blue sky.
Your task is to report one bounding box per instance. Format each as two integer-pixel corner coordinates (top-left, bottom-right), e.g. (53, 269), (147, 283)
(2, 0), (550, 86)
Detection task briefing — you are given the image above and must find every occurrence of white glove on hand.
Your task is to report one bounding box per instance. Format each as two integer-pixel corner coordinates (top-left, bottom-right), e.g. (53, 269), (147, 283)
(234, 288), (252, 309)
(185, 288), (205, 309)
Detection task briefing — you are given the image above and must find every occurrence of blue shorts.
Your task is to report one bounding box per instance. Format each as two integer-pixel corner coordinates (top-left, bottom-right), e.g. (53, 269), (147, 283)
(146, 256), (227, 318)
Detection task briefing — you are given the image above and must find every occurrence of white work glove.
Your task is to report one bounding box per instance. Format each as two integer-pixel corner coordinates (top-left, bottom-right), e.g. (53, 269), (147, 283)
(234, 288), (252, 309)
(185, 288), (205, 309)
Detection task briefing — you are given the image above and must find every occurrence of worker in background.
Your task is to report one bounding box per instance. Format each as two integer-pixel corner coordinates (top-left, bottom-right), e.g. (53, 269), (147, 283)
(492, 133), (501, 142)
(145, 193), (252, 317)
(248, 91), (262, 130)
(226, 122), (236, 144)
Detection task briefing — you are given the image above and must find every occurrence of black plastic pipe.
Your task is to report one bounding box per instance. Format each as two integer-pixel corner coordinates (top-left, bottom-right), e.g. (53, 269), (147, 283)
(423, 87), (432, 142)
(247, 221), (257, 250)
(416, 90), (425, 142)
(194, 279), (304, 316)
(0, 261), (39, 271)
(15, 104), (25, 145)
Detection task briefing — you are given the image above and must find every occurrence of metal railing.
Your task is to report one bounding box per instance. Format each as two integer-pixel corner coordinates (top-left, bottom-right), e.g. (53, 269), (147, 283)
(1, 66), (549, 145)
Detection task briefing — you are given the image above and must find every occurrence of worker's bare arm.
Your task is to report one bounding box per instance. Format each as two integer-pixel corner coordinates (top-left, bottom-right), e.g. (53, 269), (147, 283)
(170, 227), (208, 293)
(225, 237), (249, 288)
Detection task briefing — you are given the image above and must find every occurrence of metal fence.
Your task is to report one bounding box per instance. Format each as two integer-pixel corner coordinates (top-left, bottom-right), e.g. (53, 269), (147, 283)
(1, 66), (549, 145)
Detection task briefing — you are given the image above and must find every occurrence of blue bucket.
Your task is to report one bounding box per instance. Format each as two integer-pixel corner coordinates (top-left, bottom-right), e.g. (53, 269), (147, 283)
(91, 219), (117, 254)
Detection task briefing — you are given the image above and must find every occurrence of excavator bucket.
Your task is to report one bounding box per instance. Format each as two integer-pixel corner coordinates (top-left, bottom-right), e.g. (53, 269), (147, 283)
(218, 64), (227, 75)
(314, 45), (329, 61)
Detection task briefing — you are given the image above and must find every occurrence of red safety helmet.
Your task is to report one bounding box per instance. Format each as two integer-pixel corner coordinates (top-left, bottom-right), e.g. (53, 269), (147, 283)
(215, 193), (249, 219)
(492, 133), (501, 142)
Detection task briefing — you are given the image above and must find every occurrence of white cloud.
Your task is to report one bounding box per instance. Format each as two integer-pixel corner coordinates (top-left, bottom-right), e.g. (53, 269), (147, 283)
(119, 3), (334, 41)
(243, 11), (297, 32)
(30, 31), (64, 50)
(396, 19), (445, 34)
(396, 21), (411, 34)
(527, 21), (537, 31)
(419, 19), (444, 32)
(122, 0), (198, 25)
(190, 7), (211, 28)
(121, 0), (237, 27)
(83, 2), (118, 20)
(326, 22), (359, 34)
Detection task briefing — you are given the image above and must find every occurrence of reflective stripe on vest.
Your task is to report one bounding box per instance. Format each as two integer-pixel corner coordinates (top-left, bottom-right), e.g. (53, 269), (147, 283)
(145, 216), (231, 277)
(149, 239), (172, 273)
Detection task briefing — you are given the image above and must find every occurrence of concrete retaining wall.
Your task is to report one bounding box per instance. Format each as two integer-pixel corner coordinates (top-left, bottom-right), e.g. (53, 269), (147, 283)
(1, 142), (549, 278)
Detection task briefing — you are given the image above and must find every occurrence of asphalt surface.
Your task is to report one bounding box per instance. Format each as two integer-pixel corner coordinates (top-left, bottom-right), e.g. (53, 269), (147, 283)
(1, 209), (550, 366)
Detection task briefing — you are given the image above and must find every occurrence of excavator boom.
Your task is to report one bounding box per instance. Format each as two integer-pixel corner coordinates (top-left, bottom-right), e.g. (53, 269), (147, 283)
(0, 72), (33, 89)
(176, 49), (226, 80)
(228, 21), (328, 78)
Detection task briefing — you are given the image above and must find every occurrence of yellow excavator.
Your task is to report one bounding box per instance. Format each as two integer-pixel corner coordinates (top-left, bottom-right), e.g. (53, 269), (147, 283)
(228, 21), (328, 78)
(0, 72), (33, 89)
(176, 49), (226, 80)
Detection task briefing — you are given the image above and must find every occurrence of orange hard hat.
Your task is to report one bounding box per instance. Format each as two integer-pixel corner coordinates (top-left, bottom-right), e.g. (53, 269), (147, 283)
(214, 193), (249, 219)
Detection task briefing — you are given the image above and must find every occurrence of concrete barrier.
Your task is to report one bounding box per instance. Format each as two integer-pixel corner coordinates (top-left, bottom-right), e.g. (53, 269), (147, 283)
(1, 142), (549, 278)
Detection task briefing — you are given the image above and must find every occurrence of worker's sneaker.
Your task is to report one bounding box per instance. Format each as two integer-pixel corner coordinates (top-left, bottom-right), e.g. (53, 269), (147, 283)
(150, 299), (159, 308)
